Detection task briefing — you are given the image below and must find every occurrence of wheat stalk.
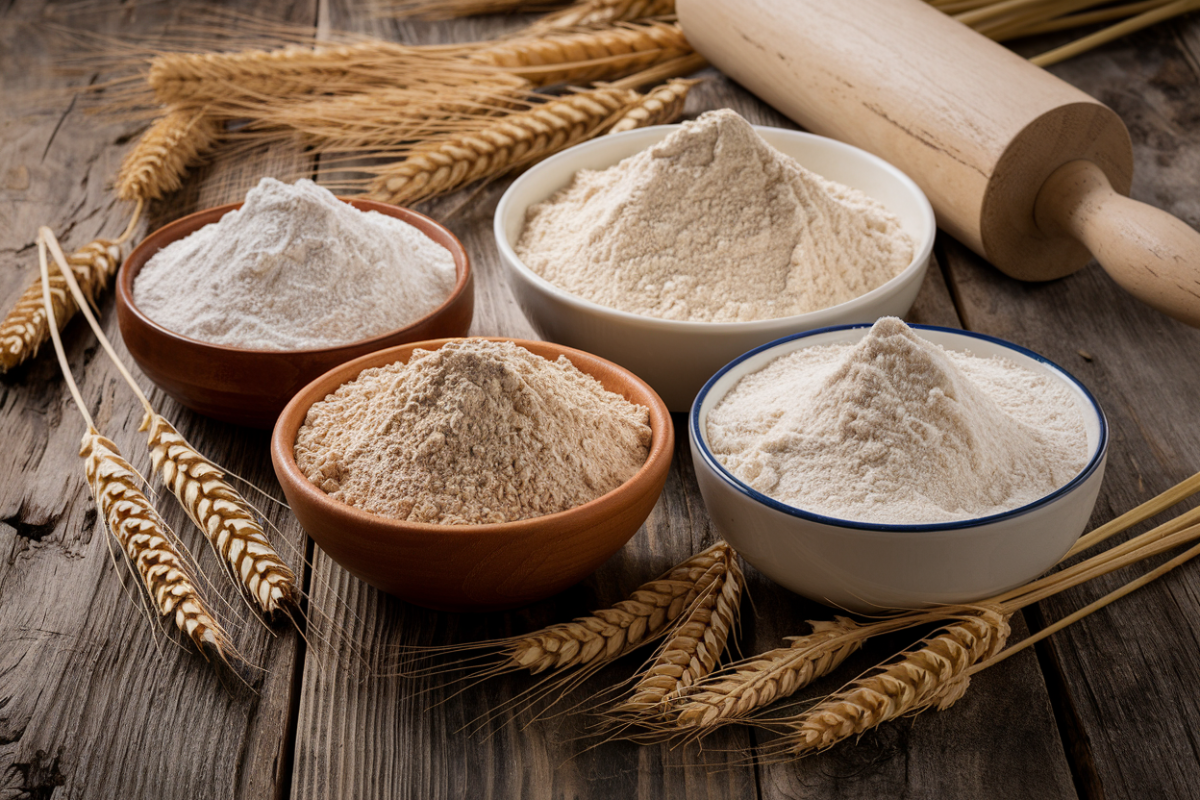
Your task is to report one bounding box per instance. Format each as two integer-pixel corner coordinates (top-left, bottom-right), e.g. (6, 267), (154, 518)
(363, 84), (639, 205)
(608, 77), (697, 133)
(373, 0), (567, 19)
(505, 541), (734, 674)
(144, 414), (298, 615)
(529, 0), (677, 31)
(35, 232), (230, 657)
(610, 546), (743, 717)
(0, 238), (121, 373)
(115, 107), (224, 201)
(672, 616), (872, 729)
(468, 22), (691, 86)
(81, 428), (233, 654)
(39, 227), (300, 620)
(780, 608), (1011, 756)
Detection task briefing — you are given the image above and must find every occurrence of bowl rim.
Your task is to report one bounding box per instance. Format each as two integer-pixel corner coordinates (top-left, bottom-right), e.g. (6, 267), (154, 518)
(493, 123), (937, 333)
(689, 322), (1109, 533)
(118, 197), (472, 357)
(270, 335), (674, 536)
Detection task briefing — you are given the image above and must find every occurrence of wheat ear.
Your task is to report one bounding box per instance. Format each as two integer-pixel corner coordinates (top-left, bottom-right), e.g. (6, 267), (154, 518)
(608, 77), (698, 133)
(673, 616), (871, 729)
(610, 546), (743, 717)
(364, 85), (639, 205)
(0, 238), (121, 373)
(530, 0), (677, 32)
(506, 542), (734, 674)
(467, 22), (691, 86)
(40, 228), (300, 619)
(36, 232), (229, 656)
(781, 608), (1011, 756)
(115, 108), (223, 201)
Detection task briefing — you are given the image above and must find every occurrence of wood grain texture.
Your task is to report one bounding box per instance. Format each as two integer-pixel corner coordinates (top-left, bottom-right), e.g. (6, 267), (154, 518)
(940, 21), (1200, 799)
(0, 2), (313, 798)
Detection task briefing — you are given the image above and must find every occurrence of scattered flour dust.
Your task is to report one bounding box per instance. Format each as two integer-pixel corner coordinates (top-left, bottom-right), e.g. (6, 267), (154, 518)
(294, 339), (652, 525)
(133, 177), (457, 350)
(706, 318), (1089, 524)
(515, 108), (914, 323)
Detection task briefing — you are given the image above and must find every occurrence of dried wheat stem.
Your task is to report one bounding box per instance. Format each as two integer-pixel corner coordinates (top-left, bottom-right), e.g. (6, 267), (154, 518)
(1067, 469), (1200, 557)
(529, 0), (677, 32)
(468, 22), (691, 86)
(36, 233), (229, 656)
(115, 107), (224, 201)
(364, 85), (639, 205)
(144, 414), (298, 615)
(81, 428), (233, 653)
(40, 228), (299, 618)
(783, 608), (1011, 756)
(611, 545), (743, 716)
(1030, 0), (1200, 67)
(506, 541), (735, 674)
(673, 616), (874, 729)
(608, 77), (698, 133)
(375, 0), (566, 20)
(1, 238), (120, 373)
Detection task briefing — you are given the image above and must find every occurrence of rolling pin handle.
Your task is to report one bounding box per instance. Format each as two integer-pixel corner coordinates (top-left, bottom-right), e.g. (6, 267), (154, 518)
(1036, 160), (1200, 327)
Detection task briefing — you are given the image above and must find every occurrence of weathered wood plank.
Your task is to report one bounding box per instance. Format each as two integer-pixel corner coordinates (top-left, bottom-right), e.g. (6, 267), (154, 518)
(0, 2), (314, 798)
(939, 19), (1200, 800)
(287, 7), (1077, 799)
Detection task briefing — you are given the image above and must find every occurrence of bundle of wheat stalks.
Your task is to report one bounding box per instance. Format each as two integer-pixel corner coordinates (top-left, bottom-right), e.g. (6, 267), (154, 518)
(405, 467), (1200, 760)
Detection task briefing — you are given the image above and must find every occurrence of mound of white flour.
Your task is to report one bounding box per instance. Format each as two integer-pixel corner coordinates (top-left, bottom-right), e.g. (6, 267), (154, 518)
(515, 109), (913, 322)
(134, 178), (457, 350)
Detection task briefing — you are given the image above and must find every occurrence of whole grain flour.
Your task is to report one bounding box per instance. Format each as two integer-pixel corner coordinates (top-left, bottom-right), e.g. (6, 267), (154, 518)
(706, 318), (1088, 524)
(515, 109), (914, 323)
(294, 339), (652, 525)
(133, 177), (457, 350)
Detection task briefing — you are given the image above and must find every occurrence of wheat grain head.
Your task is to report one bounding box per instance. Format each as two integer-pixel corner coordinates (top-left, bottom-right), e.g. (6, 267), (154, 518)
(783, 608), (1011, 756)
(608, 77), (697, 133)
(81, 427), (231, 655)
(144, 413), (297, 616)
(506, 541), (734, 674)
(0, 239), (120, 373)
(612, 545), (743, 717)
(115, 108), (223, 202)
(365, 85), (639, 205)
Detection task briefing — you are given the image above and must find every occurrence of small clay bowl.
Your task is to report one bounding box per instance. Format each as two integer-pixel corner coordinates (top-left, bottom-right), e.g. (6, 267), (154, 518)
(271, 337), (674, 612)
(117, 198), (473, 429)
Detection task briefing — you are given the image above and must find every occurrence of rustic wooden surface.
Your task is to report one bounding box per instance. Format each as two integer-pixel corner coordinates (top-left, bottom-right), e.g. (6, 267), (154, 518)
(2, 2), (1199, 799)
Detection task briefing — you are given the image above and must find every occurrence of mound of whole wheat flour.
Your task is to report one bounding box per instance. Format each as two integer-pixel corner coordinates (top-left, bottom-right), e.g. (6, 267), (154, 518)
(515, 109), (914, 322)
(294, 339), (652, 525)
(706, 318), (1088, 524)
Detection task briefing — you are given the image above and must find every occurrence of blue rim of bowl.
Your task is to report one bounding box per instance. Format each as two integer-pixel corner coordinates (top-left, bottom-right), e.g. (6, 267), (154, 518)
(689, 322), (1109, 533)
(493, 125), (937, 334)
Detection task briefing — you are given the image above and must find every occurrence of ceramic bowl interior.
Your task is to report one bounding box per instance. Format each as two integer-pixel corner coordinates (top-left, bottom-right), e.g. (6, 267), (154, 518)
(271, 337), (674, 612)
(494, 124), (937, 411)
(117, 198), (474, 429)
(689, 323), (1108, 612)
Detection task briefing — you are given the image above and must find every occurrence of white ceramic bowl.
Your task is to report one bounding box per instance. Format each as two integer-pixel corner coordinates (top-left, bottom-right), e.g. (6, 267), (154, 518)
(689, 323), (1109, 612)
(494, 124), (937, 412)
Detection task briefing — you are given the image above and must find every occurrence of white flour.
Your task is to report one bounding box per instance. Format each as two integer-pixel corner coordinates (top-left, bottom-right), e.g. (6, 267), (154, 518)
(707, 318), (1088, 524)
(515, 109), (913, 323)
(133, 178), (457, 350)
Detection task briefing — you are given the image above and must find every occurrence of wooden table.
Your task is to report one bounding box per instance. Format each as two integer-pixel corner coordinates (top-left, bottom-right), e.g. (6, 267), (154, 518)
(3, 3), (1200, 798)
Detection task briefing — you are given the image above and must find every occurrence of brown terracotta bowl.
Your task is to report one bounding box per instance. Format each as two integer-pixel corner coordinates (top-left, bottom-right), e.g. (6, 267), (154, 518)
(116, 198), (473, 428)
(270, 337), (674, 612)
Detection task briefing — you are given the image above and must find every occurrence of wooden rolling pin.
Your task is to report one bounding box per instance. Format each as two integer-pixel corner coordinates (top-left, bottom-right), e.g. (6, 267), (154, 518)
(677, 0), (1200, 327)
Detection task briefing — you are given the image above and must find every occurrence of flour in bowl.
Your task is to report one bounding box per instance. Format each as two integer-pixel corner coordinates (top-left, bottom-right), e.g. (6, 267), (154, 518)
(133, 178), (457, 350)
(706, 318), (1089, 524)
(515, 109), (913, 323)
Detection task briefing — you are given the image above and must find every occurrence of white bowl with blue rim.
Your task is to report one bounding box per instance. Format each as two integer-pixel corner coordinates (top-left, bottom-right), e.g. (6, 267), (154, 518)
(494, 124), (936, 412)
(688, 323), (1108, 612)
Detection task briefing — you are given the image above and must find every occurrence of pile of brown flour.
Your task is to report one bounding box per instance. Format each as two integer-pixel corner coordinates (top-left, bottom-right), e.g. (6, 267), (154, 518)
(294, 339), (652, 525)
(515, 109), (913, 323)
(706, 318), (1088, 524)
